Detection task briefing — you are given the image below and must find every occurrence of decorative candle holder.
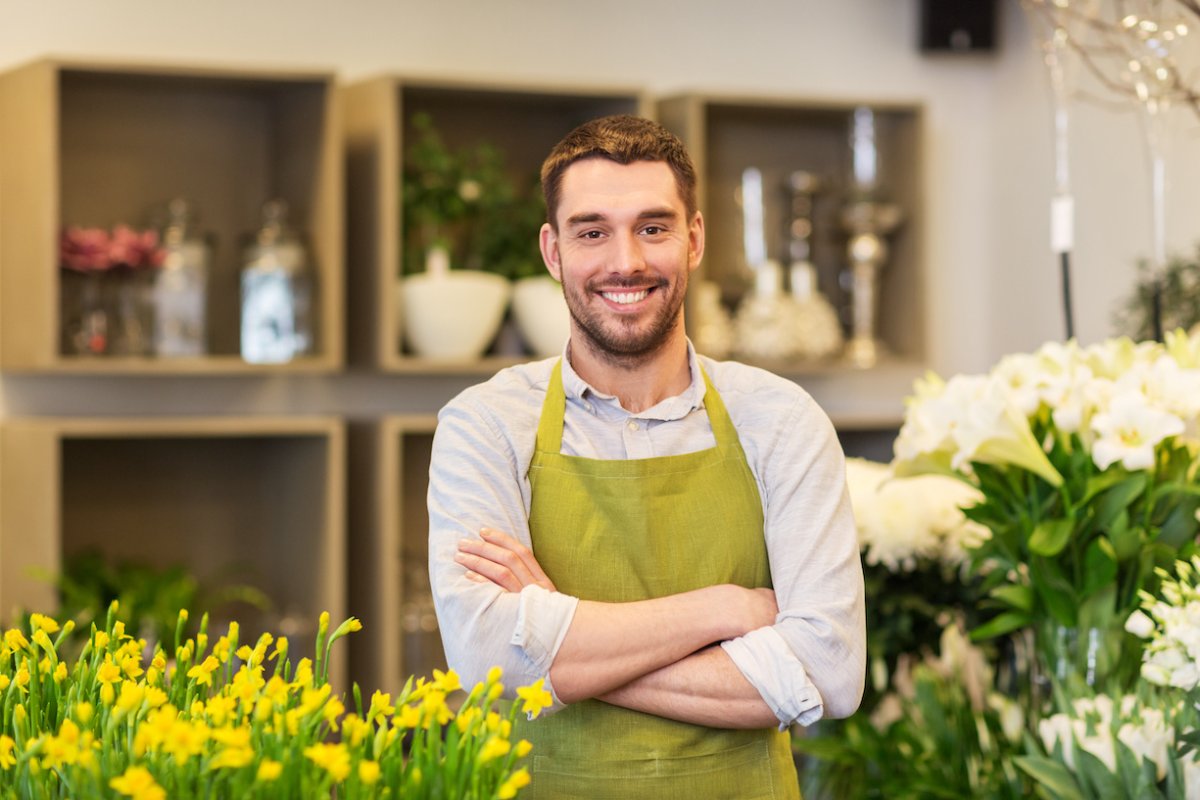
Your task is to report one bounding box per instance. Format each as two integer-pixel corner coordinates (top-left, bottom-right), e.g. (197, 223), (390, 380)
(785, 171), (842, 360)
(841, 108), (903, 369)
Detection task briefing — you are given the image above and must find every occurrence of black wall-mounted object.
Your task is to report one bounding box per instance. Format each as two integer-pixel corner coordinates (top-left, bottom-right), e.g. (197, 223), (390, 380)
(919, 0), (998, 53)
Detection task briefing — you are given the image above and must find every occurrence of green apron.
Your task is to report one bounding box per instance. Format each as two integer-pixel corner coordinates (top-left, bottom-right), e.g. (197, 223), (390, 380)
(520, 360), (799, 800)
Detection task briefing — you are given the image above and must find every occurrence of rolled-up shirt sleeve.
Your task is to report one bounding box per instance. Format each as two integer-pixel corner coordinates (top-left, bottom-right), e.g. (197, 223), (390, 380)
(721, 391), (866, 726)
(428, 391), (578, 711)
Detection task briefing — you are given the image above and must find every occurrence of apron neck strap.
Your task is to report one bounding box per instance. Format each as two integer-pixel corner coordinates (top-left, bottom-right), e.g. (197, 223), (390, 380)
(535, 358), (736, 454)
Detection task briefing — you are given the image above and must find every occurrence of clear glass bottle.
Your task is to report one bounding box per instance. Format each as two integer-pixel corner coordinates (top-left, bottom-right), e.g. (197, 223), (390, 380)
(240, 200), (314, 364)
(153, 198), (210, 357)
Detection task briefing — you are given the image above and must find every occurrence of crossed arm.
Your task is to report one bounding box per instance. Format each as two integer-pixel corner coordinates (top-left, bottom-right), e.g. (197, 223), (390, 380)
(456, 527), (781, 729)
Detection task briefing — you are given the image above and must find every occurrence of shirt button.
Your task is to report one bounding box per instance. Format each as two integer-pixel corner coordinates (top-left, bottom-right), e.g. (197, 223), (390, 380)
(627, 420), (639, 431)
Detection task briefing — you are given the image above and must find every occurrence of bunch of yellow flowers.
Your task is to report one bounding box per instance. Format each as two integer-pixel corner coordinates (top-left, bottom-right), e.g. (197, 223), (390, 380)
(0, 603), (545, 798)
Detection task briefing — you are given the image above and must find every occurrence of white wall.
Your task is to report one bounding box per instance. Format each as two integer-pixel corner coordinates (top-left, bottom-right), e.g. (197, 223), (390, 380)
(0, 0), (1194, 419)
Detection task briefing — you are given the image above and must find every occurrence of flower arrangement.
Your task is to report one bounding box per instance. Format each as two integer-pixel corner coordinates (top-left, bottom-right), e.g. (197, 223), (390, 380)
(60, 225), (164, 273)
(1018, 692), (1198, 799)
(401, 112), (544, 280)
(892, 331), (1200, 691)
(0, 604), (538, 798)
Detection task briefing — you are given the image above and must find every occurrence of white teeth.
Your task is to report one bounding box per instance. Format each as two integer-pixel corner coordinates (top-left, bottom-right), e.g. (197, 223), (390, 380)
(602, 290), (649, 304)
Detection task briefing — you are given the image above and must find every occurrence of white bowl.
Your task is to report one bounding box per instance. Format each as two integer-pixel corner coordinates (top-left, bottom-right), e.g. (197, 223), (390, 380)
(401, 271), (511, 359)
(511, 275), (571, 358)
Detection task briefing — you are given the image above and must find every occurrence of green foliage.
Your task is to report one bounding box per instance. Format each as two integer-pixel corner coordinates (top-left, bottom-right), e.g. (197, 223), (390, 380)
(51, 551), (270, 657)
(401, 112), (545, 280)
(797, 660), (1031, 799)
(1114, 246), (1200, 341)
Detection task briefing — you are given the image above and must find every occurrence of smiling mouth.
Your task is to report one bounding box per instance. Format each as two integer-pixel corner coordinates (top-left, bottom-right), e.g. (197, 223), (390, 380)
(600, 289), (651, 305)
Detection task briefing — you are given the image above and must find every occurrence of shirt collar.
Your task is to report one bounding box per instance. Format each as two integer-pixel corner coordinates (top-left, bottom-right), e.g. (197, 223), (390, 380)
(560, 339), (706, 421)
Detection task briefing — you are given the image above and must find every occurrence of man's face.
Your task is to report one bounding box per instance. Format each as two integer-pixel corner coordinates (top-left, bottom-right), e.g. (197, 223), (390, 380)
(539, 159), (704, 365)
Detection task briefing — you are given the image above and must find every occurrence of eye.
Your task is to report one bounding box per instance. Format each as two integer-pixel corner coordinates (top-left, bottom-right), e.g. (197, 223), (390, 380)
(578, 230), (604, 240)
(640, 225), (668, 236)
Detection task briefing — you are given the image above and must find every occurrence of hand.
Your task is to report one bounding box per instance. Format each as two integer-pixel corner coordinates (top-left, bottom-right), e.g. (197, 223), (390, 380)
(455, 527), (557, 593)
(731, 586), (778, 637)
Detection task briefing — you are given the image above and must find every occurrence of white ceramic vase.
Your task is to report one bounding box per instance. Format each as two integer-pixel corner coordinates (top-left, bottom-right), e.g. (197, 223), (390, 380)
(511, 275), (571, 358)
(400, 270), (511, 359)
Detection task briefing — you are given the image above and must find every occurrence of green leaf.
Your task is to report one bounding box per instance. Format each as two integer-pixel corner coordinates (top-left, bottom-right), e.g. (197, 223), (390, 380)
(1157, 495), (1200, 551)
(1080, 538), (1118, 600)
(991, 583), (1036, 612)
(1091, 474), (1147, 530)
(1108, 511), (1141, 562)
(1073, 740), (1125, 799)
(970, 611), (1033, 641)
(1032, 557), (1078, 627)
(1030, 518), (1075, 557)
(1080, 470), (1128, 505)
(1014, 756), (1087, 800)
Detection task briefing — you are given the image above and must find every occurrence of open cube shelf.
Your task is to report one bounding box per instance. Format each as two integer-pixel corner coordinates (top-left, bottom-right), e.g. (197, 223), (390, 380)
(0, 59), (344, 373)
(343, 76), (648, 372)
(0, 416), (347, 685)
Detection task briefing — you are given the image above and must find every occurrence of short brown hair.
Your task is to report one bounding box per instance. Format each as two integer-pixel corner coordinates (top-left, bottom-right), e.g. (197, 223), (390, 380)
(540, 115), (698, 229)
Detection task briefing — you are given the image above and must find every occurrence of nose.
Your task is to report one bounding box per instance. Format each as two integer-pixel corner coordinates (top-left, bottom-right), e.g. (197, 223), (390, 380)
(612, 229), (646, 275)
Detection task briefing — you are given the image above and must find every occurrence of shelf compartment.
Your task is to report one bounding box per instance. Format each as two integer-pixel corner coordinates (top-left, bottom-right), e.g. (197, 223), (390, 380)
(343, 76), (649, 371)
(0, 416), (347, 686)
(658, 93), (926, 369)
(348, 415), (444, 694)
(0, 59), (344, 373)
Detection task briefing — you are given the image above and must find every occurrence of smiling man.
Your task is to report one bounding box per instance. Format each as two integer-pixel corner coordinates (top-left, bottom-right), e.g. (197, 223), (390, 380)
(428, 115), (865, 799)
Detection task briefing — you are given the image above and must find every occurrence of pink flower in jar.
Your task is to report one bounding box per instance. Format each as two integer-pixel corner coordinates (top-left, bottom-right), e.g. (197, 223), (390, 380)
(109, 225), (164, 270)
(60, 226), (113, 272)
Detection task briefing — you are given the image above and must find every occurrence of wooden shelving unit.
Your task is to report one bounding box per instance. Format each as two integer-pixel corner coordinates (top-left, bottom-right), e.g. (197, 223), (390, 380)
(343, 76), (649, 371)
(0, 415), (347, 686)
(0, 59), (344, 373)
(348, 415), (443, 694)
(658, 93), (927, 373)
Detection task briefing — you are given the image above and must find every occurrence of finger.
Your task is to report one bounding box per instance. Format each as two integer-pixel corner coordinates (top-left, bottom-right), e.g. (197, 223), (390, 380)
(464, 569), (487, 583)
(459, 537), (540, 588)
(454, 551), (522, 593)
(479, 528), (557, 591)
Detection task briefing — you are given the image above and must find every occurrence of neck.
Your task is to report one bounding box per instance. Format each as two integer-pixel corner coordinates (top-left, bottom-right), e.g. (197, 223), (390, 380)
(567, 328), (692, 414)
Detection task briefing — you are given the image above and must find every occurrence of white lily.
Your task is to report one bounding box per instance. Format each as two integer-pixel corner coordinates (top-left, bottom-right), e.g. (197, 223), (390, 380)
(1090, 392), (1185, 471)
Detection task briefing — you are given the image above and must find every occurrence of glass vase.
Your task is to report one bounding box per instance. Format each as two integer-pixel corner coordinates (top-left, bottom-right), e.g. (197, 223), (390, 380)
(61, 269), (113, 356)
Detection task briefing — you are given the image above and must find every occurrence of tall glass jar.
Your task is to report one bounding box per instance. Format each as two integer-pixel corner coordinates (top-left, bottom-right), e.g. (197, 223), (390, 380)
(240, 200), (314, 364)
(153, 198), (211, 357)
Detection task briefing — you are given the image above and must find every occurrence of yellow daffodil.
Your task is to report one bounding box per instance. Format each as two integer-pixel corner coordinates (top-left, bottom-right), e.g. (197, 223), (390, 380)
(209, 746), (254, 770)
(269, 636), (288, 662)
(498, 767), (532, 799)
(293, 658), (314, 688)
(433, 668), (461, 693)
(323, 696), (345, 730)
(515, 739), (533, 757)
(162, 719), (209, 766)
(478, 736), (511, 763)
(256, 759), (283, 782)
(53, 662), (68, 683)
(487, 665), (503, 684)
(15, 666), (31, 694)
(342, 713), (370, 747)
(0, 735), (15, 769)
(144, 687), (168, 710)
(187, 655), (221, 687)
(115, 682), (146, 716)
(396, 704), (421, 729)
(359, 759), (381, 785)
(29, 613), (59, 634)
(368, 690), (395, 719)
(0, 675), (9, 691)
(205, 695), (238, 726)
(110, 765), (165, 800)
(112, 621), (130, 641)
(516, 678), (553, 720)
(304, 742), (351, 782)
(93, 630), (110, 650)
(4, 629), (29, 652)
(74, 702), (94, 725)
(455, 705), (481, 734)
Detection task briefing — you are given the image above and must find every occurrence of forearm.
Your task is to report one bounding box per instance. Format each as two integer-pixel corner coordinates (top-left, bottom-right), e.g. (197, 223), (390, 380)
(549, 584), (773, 703)
(597, 646), (778, 729)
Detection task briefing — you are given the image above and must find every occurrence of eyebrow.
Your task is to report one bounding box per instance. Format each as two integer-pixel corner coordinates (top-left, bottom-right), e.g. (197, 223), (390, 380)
(564, 207), (680, 227)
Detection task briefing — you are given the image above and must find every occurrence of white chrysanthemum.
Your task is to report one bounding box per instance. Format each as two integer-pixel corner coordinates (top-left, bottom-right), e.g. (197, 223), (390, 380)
(1090, 391), (1185, 471)
(844, 458), (983, 573)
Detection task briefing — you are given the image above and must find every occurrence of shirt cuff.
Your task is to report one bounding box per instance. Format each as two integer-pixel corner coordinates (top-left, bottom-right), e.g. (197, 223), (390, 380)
(510, 584), (579, 709)
(721, 627), (824, 729)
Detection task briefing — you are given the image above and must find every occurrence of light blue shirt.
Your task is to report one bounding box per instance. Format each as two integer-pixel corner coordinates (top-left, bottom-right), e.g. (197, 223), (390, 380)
(428, 343), (866, 726)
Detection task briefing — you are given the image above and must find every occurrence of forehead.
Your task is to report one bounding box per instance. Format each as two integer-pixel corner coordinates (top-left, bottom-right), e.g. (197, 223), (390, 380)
(556, 159), (685, 223)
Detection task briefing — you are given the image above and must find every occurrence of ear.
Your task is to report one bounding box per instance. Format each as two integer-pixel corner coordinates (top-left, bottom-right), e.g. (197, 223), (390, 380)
(540, 223), (563, 282)
(687, 211), (705, 273)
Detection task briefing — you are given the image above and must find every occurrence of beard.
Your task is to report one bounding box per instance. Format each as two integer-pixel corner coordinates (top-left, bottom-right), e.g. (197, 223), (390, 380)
(560, 263), (689, 367)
